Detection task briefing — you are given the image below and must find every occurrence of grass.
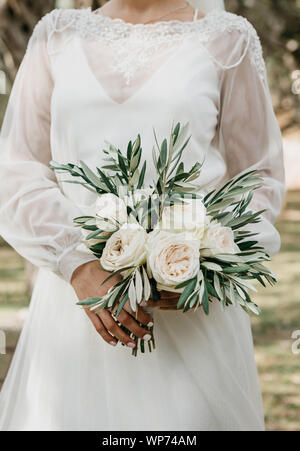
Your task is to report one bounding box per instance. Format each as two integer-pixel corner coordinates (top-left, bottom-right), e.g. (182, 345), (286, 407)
(252, 190), (300, 431)
(0, 191), (299, 430)
(0, 242), (28, 389)
(0, 243), (28, 307)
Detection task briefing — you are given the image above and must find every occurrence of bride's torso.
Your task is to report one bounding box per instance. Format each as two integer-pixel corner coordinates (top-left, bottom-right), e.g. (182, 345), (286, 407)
(39, 8), (259, 207)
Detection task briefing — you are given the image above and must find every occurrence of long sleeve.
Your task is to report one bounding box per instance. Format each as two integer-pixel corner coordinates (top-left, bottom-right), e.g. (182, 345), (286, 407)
(217, 23), (286, 255)
(0, 13), (97, 282)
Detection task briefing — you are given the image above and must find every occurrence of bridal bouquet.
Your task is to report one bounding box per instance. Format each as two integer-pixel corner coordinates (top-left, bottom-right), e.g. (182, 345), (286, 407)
(51, 123), (276, 355)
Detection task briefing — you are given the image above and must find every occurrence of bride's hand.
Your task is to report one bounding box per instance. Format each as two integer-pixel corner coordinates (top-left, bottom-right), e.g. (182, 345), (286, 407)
(71, 261), (153, 348)
(141, 291), (182, 311)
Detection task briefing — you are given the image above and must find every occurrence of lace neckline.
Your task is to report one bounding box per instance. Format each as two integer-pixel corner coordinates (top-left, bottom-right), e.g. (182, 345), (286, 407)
(91, 7), (205, 29)
(44, 8), (265, 85)
(89, 7), (218, 30)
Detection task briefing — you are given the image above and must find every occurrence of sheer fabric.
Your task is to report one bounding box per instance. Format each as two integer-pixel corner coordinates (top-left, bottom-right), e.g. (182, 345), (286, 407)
(0, 8), (285, 431)
(0, 8), (285, 283)
(187, 0), (225, 13)
(0, 12), (98, 282)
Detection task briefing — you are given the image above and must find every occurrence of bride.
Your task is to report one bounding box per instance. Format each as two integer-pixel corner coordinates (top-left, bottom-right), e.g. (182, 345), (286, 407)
(0, 0), (285, 431)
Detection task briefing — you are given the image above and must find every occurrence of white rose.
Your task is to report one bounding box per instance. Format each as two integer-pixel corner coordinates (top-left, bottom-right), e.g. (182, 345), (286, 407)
(95, 193), (128, 232)
(100, 223), (147, 272)
(147, 231), (200, 292)
(201, 220), (239, 257)
(160, 198), (207, 240)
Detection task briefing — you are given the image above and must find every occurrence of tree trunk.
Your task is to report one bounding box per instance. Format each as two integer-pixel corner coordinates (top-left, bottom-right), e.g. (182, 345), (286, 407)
(74, 0), (105, 11)
(0, 0), (56, 81)
(0, 0), (108, 295)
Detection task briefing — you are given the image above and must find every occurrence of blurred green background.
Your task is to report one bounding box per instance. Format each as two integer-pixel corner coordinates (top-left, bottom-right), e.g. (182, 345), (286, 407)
(0, 0), (300, 431)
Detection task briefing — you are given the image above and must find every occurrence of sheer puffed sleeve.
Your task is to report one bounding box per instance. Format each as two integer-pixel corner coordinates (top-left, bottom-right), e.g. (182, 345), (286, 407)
(215, 17), (286, 255)
(0, 12), (97, 282)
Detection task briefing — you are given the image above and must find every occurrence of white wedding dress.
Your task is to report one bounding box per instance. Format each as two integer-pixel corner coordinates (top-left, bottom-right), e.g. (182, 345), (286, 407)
(0, 7), (285, 431)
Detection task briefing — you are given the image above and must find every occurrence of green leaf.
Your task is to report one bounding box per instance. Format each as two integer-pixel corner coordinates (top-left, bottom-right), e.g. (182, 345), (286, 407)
(126, 140), (132, 161)
(206, 281), (218, 298)
(246, 303), (261, 315)
(129, 168), (140, 187)
(137, 161), (147, 189)
(229, 275), (258, 292)
(129, 279), (137, 312)
(201, 282), (210, 315)
(175, 279), (192, 290)
(82, 225), (98, 232)
(107, 286), (122, 309)
(130, 148), (142, 173)
(201, 262), (223, 272)
(214, 273), (223, 301)
(173, 122), (181, 141)
(77, 297), (101, 306)
(85, 229), (103, 240)
(187, 292), (199, 310)
(73, 216), (95, 224)
(116, 293), (129, 317)
(132, 134), (141, 154)
(142, 266), (151, 301)
(222, 264), (251, 274)
(79, 161), (104, 189)
(215, 254), (245, 263)
(158, 139), (168, 170)
(135, 269), (143, 304)
(152, 145), (158, 169)
(229, 280), (237, 307)
(100, 266), (135, 285)
(172, 122), (190, 153)
(235, 284), (247, 300)
(183, 291), (199, 312)
(97, 168), (116, 192)
(177, 278), (197, 309)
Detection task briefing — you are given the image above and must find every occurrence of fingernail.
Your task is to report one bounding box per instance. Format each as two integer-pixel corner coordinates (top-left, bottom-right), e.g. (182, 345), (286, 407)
(143, 334), (152, 342)
(127, 342), (136, 348)
(110, 341), (117, 347)
(147, 321), (154, 327)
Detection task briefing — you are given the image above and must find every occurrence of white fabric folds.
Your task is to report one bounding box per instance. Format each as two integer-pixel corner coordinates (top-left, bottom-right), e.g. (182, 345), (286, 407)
(0, 8), (285, 431)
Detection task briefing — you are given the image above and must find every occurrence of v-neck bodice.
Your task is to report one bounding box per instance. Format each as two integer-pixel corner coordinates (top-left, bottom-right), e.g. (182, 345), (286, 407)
(50, 26), (222, 204)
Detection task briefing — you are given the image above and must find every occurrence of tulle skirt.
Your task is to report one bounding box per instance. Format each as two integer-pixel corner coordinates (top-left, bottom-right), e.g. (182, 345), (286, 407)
(0, 268), (265, 431)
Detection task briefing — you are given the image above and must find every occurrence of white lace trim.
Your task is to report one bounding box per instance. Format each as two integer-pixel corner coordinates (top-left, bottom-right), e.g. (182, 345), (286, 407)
(30, 8), (266, 85)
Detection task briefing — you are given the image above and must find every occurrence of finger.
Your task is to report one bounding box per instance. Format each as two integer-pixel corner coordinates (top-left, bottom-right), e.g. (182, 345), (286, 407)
(142, 299), (179, 309)
(116, 309), (152, 340)
(86, 310), (117, 347)
(157, 299), (180, 308)
(122, 302), (153, 327)
(141, 295), (178, 306)
(160, 290), (180, 299)
(135, 307), (154, 327)
(99, 310), (137, 348)
(140, 299), (160, 308)
(140, 293), (180, 308)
